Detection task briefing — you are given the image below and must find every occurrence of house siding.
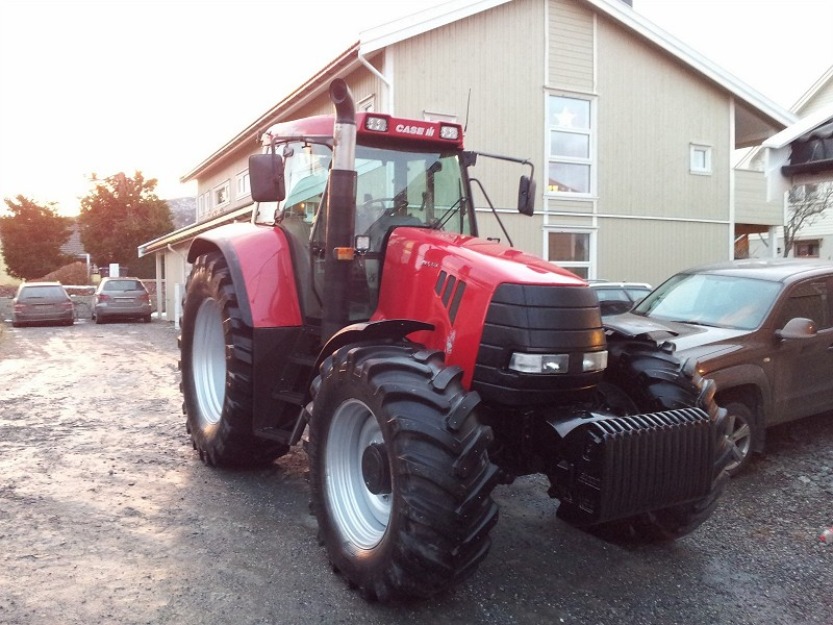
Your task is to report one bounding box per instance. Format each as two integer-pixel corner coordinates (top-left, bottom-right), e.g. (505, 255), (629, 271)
(597, 218), (727, 285)
(735, 169), (782, 225)
(548, 0), (594, 92)
(391, 0), (546, 252)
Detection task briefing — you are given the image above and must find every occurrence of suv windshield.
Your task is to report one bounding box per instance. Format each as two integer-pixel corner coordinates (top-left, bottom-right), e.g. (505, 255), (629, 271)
(633, 273), (782, 330)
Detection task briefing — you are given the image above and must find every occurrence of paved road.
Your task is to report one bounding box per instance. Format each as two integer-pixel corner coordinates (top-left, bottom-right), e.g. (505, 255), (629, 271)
(1, 319), (831, 625)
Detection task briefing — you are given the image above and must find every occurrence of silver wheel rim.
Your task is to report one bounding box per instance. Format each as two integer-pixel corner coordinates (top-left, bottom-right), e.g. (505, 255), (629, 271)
(325, 399), (391, 550)
(726, 410), (752, 472)
(192, 298), (226, 427)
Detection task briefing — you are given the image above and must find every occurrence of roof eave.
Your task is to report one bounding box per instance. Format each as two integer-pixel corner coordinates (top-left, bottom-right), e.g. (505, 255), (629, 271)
(580, 0), (796, 130)
(180, 43), (361, 184)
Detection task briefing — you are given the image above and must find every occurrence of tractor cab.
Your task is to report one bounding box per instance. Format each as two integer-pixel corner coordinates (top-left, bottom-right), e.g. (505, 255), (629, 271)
(249, 110), (534, 332)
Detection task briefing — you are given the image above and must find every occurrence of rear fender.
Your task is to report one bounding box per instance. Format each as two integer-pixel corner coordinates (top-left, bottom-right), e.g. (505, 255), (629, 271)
(187, 222), (302, 327)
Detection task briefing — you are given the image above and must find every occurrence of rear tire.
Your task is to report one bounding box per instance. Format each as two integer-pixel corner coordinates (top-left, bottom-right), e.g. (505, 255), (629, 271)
(179, 251), (288, 467)
(587, 338), (732, 542)
(307, 343), (499, 602)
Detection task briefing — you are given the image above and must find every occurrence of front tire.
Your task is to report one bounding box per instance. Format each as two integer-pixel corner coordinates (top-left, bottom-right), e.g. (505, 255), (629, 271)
(307, 343), (499, 602)
(722, 400), (755, 476)
(588, 338), (732, 542)
(179, 252), (288, 467)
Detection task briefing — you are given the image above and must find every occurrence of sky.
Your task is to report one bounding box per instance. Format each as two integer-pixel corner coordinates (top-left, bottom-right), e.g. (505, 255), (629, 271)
(1, 0), (831, 217)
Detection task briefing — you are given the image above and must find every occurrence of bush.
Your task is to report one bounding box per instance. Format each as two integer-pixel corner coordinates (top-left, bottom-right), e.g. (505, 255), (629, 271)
(36, 262), (91, 286)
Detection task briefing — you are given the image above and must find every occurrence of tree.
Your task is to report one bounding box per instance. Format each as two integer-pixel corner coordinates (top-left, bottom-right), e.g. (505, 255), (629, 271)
(783, 182), (833, 257)
(78, 171), (173, 277)
(0, 195), (73, 280)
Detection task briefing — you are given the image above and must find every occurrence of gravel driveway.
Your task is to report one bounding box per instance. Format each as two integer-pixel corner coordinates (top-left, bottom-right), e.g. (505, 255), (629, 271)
(1, 319), (831, 625)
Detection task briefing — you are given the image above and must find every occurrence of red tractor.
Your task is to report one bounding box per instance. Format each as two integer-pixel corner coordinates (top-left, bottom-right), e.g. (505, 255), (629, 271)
(179, 79), (731, 602)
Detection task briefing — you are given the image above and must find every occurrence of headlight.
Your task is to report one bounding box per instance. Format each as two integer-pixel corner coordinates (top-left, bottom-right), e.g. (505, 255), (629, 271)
(365, 116), (388, 132)
(440, 124), (459, 140)
(508, 351), (607, 374)
(582, 351), (607, 372)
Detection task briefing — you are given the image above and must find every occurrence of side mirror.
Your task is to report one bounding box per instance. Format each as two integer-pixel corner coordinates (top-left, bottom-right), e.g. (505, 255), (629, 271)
(249, 153), (286, 202)
(518, 175), (535, 216)
(775, 317), (817, 340)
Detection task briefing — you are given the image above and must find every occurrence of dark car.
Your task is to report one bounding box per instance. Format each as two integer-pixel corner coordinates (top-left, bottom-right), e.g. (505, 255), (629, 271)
(604, 258), (833, 474)
(12, 282), (75, 327)
(92, 277), (153, 324)
(589, 280), (652, 316)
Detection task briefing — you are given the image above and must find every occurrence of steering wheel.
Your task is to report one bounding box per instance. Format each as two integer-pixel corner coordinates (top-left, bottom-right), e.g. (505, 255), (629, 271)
(361, 197), (400, 213)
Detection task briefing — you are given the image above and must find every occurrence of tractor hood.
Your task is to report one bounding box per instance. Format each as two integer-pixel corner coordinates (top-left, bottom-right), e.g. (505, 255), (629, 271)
(374, 227), (596, 387)
(385, 227), (586, 286)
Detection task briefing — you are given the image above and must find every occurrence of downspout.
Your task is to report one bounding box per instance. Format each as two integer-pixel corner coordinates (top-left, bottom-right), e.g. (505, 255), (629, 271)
(358, 50), (393, 114)
(167, 243), (188, 329)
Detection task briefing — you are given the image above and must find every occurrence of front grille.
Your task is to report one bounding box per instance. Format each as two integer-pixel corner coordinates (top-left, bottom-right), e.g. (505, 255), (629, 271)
(472, 283), (605, 406)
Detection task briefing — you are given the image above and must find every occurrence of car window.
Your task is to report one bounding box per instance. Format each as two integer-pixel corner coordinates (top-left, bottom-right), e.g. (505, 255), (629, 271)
(104, 280), (145, 292)
(594, 288), (630, 303)
(777, 279), (830, 329)
(634, 273), (782, 330)
(625, 287), (651, 301)
(19, 285), (67, 299)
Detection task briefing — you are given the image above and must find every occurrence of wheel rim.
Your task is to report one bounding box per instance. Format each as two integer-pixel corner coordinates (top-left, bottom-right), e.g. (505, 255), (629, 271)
(191, 298), (226, 427)
(726, 409), (752, 472)
(325, 399), (391, 550)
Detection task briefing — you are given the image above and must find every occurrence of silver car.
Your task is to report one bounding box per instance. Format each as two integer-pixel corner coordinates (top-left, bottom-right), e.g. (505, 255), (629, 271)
(12, 282), (75, 327)
(92, 277), (153, 324)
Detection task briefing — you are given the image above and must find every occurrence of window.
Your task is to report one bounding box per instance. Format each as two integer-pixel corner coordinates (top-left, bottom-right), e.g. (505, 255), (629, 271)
(690, 144), (712, 175)
(547, 230), (592, 279)
(358, 95), (375, 113)
(214, 181), (230, 208)
(197, 192), (211, 221)
(778, 280), (830, 329)
(795, 240), (820, 258)
(547, 95), (594, 195)
(236, 170), (250, 198)
(423, 111), (457, 123)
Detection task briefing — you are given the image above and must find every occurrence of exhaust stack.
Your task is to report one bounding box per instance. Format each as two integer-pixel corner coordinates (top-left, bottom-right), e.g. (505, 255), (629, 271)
(322, 79), (358, 341)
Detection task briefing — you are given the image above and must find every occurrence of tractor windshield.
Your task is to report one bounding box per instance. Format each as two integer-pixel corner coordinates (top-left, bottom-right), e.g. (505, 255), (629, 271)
(266, 142), (471, 251)
(353, 146), (471, 251)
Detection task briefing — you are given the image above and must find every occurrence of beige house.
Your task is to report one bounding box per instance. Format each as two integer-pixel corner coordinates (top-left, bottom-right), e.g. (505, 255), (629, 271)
(139, 0), (795, 322)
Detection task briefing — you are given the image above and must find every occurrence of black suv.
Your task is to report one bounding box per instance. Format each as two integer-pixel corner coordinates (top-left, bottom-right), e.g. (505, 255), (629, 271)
(604, 258), (833, 474)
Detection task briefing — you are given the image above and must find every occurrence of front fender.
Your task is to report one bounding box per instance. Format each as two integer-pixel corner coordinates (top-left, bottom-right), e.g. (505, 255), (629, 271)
(187, 222), (302, 328)
(707, 362), (773, 426)
(312, 319), (434, 382)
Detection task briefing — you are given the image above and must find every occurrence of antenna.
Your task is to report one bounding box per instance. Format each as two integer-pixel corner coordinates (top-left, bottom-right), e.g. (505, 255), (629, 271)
(464, 88), (471, 133)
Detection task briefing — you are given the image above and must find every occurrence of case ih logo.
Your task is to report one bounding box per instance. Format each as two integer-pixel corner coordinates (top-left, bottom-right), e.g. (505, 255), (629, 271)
(395, 123), (435, 137)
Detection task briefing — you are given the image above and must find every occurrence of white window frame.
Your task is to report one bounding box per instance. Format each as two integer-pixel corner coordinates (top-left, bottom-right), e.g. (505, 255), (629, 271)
(544, 227), (597, 279)
(358, 94), (375, 113)
(690, 143), (712, 175)
(236, 170), (250, 199)
(423, 110), (457, 123)
(546, 92), (596, 197)
(214, 180), (230, 210)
